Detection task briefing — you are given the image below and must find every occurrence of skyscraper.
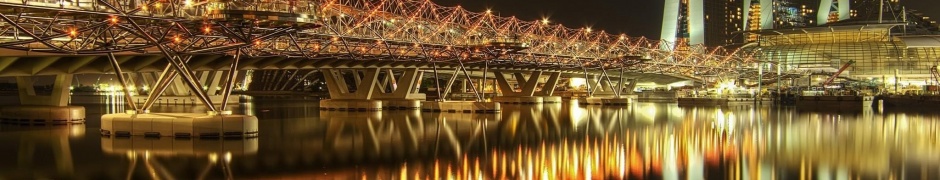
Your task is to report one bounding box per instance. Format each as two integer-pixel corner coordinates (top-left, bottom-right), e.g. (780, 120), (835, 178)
(660, 0), (703, 51)
(661, 0), (898, 48)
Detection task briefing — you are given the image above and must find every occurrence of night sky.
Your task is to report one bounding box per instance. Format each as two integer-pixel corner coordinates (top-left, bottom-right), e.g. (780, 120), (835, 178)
(431, 0), (940, 39)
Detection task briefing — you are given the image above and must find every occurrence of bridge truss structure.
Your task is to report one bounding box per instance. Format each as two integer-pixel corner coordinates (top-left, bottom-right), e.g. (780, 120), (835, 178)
(0, 0), (759, 112)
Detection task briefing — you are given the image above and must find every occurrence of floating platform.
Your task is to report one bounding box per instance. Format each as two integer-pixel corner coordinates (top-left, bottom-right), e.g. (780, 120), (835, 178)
(100, 112), (259, 138)
(493, 96), (543, 104)
(542, 96), (563, 103)
(880, 95), (940, 108)
(637, 91), (678, 102)
(421, 101), (500, 113)
(581, 97), (634, 105)
(0, 106), (85, 125)
(379, 99), (422, 110)
(319, 99), (382, 111)
(794, 96), (873, 109)
(677, 97), (767, 106)
(101, 136), (259, 156)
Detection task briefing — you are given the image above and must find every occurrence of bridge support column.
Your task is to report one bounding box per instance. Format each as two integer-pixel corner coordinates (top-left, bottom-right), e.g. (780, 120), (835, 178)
(623, 79), (638, 95)
(534, 72), (563, 103)
(0, 74), (85, 125)
(101, 53), (256, 138)
(492, 71), (562, 104)
(581, 75), (635, 106)
(319, 68), (383, 111)
(421, 69), (500, 113)
(126, 70), (240, 106)
(373, 68), (426, 109)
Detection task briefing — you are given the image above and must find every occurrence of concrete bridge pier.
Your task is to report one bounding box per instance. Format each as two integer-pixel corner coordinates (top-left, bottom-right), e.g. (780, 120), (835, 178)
(581, 76), (637, 105)
(319, 68), (383, 111)
(421, 69), (500, 113)
(101, 52), (257, 138)
(492, 71), (563, 104)
(0, 74), (85, 125)
(123, 70), (241, 106)
(372, 68), (426, 110)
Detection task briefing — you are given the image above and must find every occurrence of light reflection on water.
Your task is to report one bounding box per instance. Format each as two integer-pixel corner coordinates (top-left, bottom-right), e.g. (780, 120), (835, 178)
(0, 98), (938, 179)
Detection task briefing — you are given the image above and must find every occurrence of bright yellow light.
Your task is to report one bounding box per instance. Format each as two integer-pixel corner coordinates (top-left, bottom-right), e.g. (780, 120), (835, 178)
(68, 28), (78, 38)
(209, 153), (218, 163)
(569, 78), (586, 88)
(717, 81), (736, 89)
(541, 18), (549, 24)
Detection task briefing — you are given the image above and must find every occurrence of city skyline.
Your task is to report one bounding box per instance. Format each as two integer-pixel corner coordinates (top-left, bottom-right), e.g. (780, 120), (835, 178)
(432, 0), (939, 40)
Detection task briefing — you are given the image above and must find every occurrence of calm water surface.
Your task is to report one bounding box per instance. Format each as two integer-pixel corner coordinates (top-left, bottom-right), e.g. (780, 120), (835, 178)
(1, 97), (939, 179)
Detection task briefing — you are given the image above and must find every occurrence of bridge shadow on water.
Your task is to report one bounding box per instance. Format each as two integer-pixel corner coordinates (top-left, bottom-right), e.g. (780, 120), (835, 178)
(0, 97), (939, 179)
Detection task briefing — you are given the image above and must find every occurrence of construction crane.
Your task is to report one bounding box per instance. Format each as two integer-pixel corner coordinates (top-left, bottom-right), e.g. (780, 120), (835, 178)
(821, 60), (855, 87)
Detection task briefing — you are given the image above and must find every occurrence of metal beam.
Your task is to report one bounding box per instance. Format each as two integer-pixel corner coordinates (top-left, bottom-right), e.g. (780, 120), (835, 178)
(107, 52), (139, 111)
(219, 49), (242, 111)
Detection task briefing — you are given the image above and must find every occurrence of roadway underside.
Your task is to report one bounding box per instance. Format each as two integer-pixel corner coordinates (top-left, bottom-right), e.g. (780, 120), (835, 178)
(0, 50), (696, 84)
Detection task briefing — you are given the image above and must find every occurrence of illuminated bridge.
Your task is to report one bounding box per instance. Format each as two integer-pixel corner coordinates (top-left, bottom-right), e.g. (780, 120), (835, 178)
(0, 0), (758, 137)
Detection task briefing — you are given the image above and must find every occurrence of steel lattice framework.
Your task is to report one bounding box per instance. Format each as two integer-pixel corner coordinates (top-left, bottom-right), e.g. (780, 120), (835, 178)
(0, 0), (758, 73)
(0, 0), (760, 111)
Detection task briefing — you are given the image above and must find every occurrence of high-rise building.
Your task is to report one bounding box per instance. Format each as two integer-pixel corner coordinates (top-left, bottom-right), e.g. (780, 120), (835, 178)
(661, 0), (904, 48)
(660, 0), (703, 51)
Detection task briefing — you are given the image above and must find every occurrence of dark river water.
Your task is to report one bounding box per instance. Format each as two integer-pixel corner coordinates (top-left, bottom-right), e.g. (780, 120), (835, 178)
(1, 97), (938, 179)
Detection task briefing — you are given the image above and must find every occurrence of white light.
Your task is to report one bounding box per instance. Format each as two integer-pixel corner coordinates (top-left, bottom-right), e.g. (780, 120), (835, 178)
(569, 78), (586, 88)
(718, 81), (736, 89)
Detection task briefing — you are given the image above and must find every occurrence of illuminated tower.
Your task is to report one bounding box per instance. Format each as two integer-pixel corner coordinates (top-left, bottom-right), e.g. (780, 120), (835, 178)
(661, 0), (774, 48)
(661, 0), (705, 51)
(661, 0), (865, 47)
(817, 0), (850, 25)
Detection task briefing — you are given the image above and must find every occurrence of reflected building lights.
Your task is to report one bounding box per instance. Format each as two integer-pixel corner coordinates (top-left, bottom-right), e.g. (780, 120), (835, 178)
(353, 106), (937, 179)
(3, 100), (940, 179)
